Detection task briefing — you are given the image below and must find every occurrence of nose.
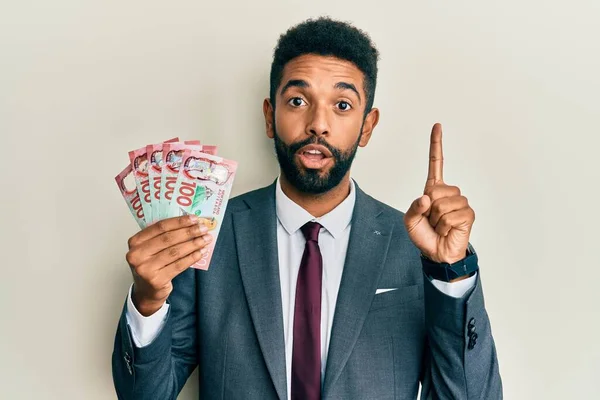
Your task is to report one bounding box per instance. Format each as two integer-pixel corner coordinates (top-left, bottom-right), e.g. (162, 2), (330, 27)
(305, 103), (330, 137)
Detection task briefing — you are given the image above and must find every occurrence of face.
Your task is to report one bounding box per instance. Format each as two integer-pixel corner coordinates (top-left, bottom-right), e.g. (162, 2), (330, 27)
(264, 54), (379, 194)
(134, 154), (149, 174)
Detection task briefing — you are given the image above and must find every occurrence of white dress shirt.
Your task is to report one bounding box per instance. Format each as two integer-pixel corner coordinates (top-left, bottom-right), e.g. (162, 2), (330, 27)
(125, 177), (477, 399)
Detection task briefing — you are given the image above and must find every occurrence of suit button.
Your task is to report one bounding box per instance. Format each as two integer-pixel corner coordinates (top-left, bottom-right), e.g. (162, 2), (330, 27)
(469, 333), (479, 349)
(468, 325), (476, 334)
(468, 318), (476, 328)
(468, 336), (477, 350)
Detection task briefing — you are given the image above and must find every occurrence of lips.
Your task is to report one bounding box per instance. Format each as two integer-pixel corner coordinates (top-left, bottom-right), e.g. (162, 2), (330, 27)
(297, 144), (333, 158)
(296, 144), (333, 169)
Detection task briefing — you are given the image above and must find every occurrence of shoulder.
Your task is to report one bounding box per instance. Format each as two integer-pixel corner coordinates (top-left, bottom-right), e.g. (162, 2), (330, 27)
(359, 188), (406, 222)
(357, 188), (414, 245)
(226, 183), (275, 213)
(377, 198), (406, 220)
(375, 197), (410, 239)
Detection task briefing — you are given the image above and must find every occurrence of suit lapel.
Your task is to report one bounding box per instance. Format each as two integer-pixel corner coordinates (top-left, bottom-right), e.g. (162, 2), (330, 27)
(233, 182), (288, 400)
(322, 184), (396, 397)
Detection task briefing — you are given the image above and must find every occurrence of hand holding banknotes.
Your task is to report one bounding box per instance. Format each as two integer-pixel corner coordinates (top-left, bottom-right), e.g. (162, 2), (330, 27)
(116, 139), (238, 273)
(403, 123), (476, 267)
(125, 215), (213, 316)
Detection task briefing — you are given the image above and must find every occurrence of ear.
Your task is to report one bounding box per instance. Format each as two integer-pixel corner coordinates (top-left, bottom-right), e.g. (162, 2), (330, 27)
(358, 107), (380, 147)
(263, 98), (275, 139)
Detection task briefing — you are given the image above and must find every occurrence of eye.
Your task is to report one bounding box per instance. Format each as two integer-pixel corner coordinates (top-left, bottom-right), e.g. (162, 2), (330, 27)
(336, 101), (352, 111)
(288, 97), (306, 107)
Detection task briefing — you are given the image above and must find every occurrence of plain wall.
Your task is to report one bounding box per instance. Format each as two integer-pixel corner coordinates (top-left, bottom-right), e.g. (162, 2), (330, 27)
(1, 1), (599, 399)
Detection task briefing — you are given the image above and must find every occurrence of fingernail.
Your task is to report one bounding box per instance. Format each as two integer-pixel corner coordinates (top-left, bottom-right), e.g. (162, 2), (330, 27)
(189, 215), (199, 223)
(199, 224), (208, 233)
(203, 234), (213, 243)
(200, 247), (208, 254)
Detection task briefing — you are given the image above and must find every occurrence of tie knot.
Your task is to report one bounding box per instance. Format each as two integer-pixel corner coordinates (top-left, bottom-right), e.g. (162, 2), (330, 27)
(301, 222), (321, 242)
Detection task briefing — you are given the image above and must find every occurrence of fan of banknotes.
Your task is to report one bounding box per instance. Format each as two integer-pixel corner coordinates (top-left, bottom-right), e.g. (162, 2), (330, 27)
(115, 137), (238, 270)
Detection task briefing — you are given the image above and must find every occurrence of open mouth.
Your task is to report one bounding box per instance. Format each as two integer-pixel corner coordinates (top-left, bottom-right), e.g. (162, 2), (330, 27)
(296, 145), (333, 169)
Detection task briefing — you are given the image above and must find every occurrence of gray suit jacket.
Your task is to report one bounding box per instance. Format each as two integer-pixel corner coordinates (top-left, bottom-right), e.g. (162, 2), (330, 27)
(112, 181), (502, 399)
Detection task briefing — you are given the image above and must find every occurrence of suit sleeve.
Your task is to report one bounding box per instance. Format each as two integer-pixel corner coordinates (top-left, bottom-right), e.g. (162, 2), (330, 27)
(419, 271), (503, 399)
(125, 284), (170, 348)
(112, 266), (198, 400)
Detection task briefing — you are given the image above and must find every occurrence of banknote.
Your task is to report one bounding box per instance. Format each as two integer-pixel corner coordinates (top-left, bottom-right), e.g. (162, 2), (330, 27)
(128, 146), (154, 224)
(160, 142), (217, 220)
(115, 164), (146, 228)
(169, 149), (238, 270)
(146, 138), (179, 224)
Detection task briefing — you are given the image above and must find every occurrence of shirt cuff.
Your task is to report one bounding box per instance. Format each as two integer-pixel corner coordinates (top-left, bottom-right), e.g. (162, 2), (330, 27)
(430, 272), (478, 298)
(125, 284), (170, 348)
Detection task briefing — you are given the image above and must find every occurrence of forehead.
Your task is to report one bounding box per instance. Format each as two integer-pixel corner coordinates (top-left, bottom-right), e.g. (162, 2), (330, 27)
(279, 54), (364, 92)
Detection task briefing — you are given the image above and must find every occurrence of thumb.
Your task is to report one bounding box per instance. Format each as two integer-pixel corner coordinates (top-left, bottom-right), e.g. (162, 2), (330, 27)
(404, 195), (431, 229)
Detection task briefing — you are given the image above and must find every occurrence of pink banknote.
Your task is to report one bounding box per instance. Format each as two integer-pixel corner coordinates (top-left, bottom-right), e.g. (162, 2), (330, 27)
(128, 138), (178, 225)
(160, 142), (217, 220)
(115, 164), (146, 228)
(174, 149), (237, 270)
(146, 138), (179, 224)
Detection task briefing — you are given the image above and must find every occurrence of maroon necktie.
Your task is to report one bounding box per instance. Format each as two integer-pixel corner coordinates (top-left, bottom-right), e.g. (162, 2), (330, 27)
(291, 222), (323, 400)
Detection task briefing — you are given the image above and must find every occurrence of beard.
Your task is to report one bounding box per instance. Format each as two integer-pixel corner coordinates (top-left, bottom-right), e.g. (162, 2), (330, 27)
(273, 122), (362, 195)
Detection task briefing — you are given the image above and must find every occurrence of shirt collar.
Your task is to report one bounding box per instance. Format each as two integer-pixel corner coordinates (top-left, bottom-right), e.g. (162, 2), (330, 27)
(275, 175), (356, 239)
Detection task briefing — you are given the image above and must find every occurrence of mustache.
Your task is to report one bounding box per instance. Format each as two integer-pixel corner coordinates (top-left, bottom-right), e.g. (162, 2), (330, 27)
(287, 136), (342, 159)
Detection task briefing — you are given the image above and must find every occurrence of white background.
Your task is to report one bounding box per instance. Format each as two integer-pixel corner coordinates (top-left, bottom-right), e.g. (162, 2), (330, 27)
(1, 1), (598, 399)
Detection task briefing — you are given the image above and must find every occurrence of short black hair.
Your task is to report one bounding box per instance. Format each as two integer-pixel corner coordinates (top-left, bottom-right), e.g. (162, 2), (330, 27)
(269, 17), (380, 114)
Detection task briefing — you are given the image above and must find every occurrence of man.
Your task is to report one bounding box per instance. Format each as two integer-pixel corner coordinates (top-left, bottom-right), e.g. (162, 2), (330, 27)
(112, 17), (502, 399)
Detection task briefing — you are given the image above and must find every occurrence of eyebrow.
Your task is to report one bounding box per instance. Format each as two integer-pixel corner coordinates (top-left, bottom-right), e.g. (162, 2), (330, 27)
(280, 79), (362, 104)
(334, 82), (361, 104)
(280, 79), (309, 96)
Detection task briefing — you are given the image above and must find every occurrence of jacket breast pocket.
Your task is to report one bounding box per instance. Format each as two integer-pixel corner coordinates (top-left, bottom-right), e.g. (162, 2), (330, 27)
(369, 284), (423, 311)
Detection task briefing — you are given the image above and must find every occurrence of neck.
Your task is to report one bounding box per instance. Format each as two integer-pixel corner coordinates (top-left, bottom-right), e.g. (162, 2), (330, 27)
(279, 171), (352, 218)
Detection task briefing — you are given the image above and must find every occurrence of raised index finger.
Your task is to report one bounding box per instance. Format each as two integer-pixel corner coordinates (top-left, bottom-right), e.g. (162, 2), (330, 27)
(129, 215), (198, 248)
(426, 123), (444, 187)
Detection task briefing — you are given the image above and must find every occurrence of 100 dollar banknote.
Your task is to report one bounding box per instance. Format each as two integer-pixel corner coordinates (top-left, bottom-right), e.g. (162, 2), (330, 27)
(146, 138), (180, 224)
(129, 138), (179, 225)
(115, 164), (146, 228)
(128, 146), (153, 224)
(168, 148), (238, 270)
(160, 142), (217, 220)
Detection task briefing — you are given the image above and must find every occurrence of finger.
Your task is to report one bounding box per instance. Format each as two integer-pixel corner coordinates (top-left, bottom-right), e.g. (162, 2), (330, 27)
(426, 123), (444, 188)
(404, 195), (432, 230)
(423, 184), (461, 217)
(429, 196), (469, 228)
(128, 215), (200, 249)
(159, 237), (212, 280)
(434, 208), (474, 237)
(130, 233), (212, 285)
(424, 183), (460, 201)
(155, 233), (213, 268)
(139, 223), (209, 261)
